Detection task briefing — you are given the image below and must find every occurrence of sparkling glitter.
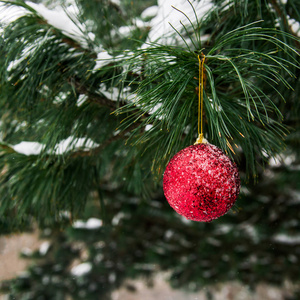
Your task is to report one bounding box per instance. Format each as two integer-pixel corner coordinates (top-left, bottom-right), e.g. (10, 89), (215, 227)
(163, 143), (240, 222)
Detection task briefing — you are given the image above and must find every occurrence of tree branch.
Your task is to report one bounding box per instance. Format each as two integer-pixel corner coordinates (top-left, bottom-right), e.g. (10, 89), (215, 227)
(68, 77), (124, 111)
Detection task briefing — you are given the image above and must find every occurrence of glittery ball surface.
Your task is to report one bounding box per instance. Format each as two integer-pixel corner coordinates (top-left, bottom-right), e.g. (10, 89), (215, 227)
(163, 143), (240, 222)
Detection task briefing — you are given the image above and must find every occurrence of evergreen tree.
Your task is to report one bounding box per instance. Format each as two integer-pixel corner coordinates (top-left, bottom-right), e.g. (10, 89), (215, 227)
(0, 0), (299, 299)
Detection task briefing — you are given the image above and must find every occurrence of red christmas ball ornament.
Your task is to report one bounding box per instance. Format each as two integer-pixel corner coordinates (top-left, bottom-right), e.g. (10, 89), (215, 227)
(163, 143), (240, 222)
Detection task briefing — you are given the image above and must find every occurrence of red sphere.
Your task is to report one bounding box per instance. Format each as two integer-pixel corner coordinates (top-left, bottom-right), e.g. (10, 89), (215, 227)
(163, 143), (240, 222)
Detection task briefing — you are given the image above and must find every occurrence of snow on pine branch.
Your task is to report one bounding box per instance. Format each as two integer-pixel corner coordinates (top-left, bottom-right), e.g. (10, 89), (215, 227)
(0, 1), (95, 48)
(144, 0), (212, 45)
(11, 137), (99, 156)
(25, 1), (95, 48)
(0, 2), (27, 25)
(94, 0), (213, 68)
(73, 218), (103, 230)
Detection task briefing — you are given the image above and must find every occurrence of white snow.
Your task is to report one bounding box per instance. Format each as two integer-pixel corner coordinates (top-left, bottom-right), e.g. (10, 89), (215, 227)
(2, 0), (214, 53)
(94, 51), (114, 70)
(118, 25), (135, 36)
(11, 137), (99, 156)
(148, 103), (162, 115)
(145, 124), (153, 131)
(25, 1), (92, 47)
(110, 0), (121, 5)
(76, 94), (88, 106)
(26, 1), (80, 33)
(99, 84), (121, 101)
(7, 56), (27, 73)
(141, 6), (159, 19)
(0, 3), (27, 25)
(269, 153), (296, 167)
(54, 137), (99, 155)
(94, 50), (134, 70)
(0, 1), (95, 47)
(39, 241), (51, 255)
(144, 0), (213, 45)
(12, 141), (45, 155)
(215, 224), (233, 234)
(288, 18), (300, 36)
(73, 218), (103, 229)
(70, 262), (92, 276)
(273, 234), (300, 245)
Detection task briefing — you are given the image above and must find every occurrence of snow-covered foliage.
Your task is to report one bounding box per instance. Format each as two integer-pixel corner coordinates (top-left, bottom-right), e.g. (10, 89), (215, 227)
(70, 262), (92, 276)
(73, 218), (103, 229)
(12, 138), (99, 156)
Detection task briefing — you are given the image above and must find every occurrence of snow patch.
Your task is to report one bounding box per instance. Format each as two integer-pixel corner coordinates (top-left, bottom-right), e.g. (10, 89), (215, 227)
(54, 137), (99, 155)
(94, 51), (114, 69)
(288, 18), (300, 36)
(145, 124), (153, 131)
(269, 154), (296, 167)
(144, 0), (213, 45)
(215, 224), (232, 234)
(25, 1), (92, 47)
(110, 0), (121, 5)
(99, 84), (121, 101)
(76, 94), (88, 106)
(73, 218), (103, 229)
(94, 50), (134, 70)
(273, 234), (300, 245)
(39, 241), (51, 255)
(11, 137), (99, 156)
(0, 3), (27, 25)
(13, 142), (45, 155)
(141, 6), (159, 19)
(71, 262), (92, 276)
(118, 25), (135, 36)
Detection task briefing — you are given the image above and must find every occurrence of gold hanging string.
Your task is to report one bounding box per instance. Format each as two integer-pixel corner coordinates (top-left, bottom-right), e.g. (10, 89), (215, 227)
(195, 53), (206, 144)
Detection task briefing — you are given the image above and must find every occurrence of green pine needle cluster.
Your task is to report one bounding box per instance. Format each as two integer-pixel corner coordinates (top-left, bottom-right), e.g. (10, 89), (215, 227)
(112, 22), (299, 175)
(0, 0), (299, 227)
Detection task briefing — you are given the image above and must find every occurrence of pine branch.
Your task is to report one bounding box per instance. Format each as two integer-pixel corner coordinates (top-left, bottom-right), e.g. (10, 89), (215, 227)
(109, 24), (299, 176)
(68, 77), (122, 111)
(70, 125), (140, 158)
(1, 0), (300, 229)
